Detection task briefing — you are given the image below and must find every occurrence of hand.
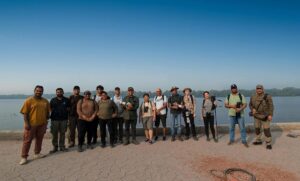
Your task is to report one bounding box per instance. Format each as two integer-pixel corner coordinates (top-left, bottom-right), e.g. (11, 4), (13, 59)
(112, 113), (117, 118)
(268, 115), (273, 121)
(201, 117), (204, 121)
(235, 108), (242, 113)
(193, 114), (196, 118)
(230, 105), (236, 109)
(252, 109), (257, 114)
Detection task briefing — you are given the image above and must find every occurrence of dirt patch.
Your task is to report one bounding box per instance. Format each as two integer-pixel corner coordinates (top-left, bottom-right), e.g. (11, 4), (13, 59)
(192, 156), (298, 181)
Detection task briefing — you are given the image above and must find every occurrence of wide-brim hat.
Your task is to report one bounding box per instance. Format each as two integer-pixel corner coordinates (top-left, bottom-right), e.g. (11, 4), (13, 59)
(183, 88), (192, 93)
(170, 86), (179, 92)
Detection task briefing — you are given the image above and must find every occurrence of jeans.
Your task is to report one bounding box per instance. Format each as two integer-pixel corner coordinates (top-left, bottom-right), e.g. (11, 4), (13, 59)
(170, 113), (182, 137)
(113, 117), (124, 141)
(229, 116), (247, 143)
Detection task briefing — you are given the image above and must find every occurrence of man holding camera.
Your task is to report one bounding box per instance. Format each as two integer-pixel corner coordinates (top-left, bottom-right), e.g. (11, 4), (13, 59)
(249, 85), (274, 150)
(225, 84), (248, 147)
(182, 88), (197, 141)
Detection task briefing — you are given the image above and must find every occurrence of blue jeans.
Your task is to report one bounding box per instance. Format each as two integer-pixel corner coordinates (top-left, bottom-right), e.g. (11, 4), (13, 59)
(171, 113), (182, 136)
(229, 116), (247, 143)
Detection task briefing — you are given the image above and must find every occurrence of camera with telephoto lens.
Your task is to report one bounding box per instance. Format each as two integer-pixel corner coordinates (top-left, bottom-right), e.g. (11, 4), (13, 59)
(144, 106), (149, 113)
(236, 102), (242, 118)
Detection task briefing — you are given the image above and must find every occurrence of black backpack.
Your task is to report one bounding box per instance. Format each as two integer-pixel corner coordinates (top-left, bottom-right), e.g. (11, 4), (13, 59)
(202, 97), (216, 111)
(227, 93), (243, 104)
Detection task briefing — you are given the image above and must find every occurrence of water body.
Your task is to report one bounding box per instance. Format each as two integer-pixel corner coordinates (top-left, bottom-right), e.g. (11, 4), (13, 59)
(0, 97), (299, 131)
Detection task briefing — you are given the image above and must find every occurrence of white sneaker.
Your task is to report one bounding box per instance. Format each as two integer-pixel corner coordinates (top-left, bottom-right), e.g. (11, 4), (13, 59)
(19, 158), (27, 165)
(33, 153), (46, 160)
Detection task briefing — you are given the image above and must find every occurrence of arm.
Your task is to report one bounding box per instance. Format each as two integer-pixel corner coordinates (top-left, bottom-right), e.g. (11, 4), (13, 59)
(193, 96), (196, 117)
(267, 95), (274, 121)
(23, 113), (31, 130)
(90, 101), (98, 121)
(112, 102), (118, 118)
(152, 102), (156, 121)
(77, 100), (84, 120)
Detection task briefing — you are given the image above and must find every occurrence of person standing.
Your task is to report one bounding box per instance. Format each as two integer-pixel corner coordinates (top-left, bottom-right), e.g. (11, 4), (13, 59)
(19, 85), (50, 165)
(182, 88), (197, 141)
(122, 87), (140, 145)
(77, 91), (98, 152)
(139, 93), (156, 144)
(168, 86), (184, 142)
(49, 88), (70, 153)
(92, 85), (104, 144)
(249, 84), (274, 150)
(97, 91), (118, 148)
(68, 86), (83, 148)
(111, 87), (124, 144)
(201, 91), (217, 142)
(225, 84), (248, 147)
(153, 88), (168, 141)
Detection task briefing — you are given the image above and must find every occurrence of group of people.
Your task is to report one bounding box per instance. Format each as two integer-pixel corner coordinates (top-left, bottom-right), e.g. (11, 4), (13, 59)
(19, 84), (274, 165)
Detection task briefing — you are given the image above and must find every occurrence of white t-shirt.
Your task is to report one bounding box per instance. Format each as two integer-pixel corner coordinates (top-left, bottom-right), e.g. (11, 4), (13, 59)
(153, 95), (167, 115)
(95, 95), (101, 103)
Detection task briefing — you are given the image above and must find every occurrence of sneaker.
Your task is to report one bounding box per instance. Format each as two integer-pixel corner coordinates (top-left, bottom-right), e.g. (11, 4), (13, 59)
(110, 144), (115, 148)
(253, 141), (263, 145)
(171, 136), (175, 142)
(60, 147), (68, 152)
(243, 142), (249, 148)
(206, 137), (210, 142)
(119, 139), (123, 144)
(154, 136), (158, 141)
(178, 136), (184, 142)
(193, 136), (198, 141)
(163, 136), (166, 141)
(227, 141), (234, 145)
(49, 147), (58, 154)
(19, 158), (27, 165)
(100, 143), (106, 148)
(185, 136), (190, 140)
(149, 140), (153, 144)
(123, 140), (130, 146)
(33, 153), (46, 160)
(213, 138), (218, 143)
(78, 145), (84, 152)
(132, 139), (139, 145)
(144, 138), (150, 143)
(266, 145), (272, 150)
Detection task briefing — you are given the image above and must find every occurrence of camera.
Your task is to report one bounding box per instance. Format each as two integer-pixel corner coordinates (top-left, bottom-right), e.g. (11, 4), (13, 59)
(236, 102), (242, 118)
(144, 106), (149, 113)
(211, 96), (216, 103)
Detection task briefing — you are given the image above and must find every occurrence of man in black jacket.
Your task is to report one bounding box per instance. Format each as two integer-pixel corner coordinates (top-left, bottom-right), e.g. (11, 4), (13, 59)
(50, 88), (70, 153)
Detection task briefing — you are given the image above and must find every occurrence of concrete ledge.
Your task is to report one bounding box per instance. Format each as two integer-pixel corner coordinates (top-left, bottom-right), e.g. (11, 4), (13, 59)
(0, 122), (299, 141)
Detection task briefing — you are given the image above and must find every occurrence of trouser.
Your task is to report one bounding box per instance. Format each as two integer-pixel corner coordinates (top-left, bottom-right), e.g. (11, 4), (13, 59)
(203, 115), (216, 139)
(68, 116), (79, 144)
(229, 116), (247, 143)
(254, 118), (272, 145)
(51, 120), (68, 148)
(170, 113), (182, 137)
(124, 119), (137, 141)
(183, 113), (196, 137)
(92, 118), (99, 144)
(21, 123), (47, 158)
(78, 119), (93, 146)
(99, 119), (114, 145)
(113, 117), (124, 141)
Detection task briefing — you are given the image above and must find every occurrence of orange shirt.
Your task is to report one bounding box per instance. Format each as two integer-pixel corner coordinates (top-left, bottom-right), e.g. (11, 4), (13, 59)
(20, 96), (50, 126)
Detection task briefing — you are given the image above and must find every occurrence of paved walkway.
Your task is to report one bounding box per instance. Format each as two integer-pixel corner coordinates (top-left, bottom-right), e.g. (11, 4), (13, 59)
(1, 131), (300, 181)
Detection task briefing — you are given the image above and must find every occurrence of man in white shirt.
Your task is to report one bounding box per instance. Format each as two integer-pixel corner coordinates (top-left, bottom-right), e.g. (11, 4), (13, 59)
(92, 85), (104, 144)
(111, 87), (124, 144)
(153, 88), (168, 141)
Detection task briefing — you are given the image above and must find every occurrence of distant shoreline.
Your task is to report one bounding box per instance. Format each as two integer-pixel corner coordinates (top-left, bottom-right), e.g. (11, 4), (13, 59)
(1, 87), (300, 99)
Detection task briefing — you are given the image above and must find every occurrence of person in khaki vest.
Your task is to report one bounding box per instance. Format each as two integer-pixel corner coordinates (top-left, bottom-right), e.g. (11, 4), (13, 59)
(249, 84), (274, 150)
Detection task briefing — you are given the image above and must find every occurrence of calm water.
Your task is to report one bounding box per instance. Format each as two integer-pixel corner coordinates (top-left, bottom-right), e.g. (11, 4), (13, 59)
(0, 97), (299, 131)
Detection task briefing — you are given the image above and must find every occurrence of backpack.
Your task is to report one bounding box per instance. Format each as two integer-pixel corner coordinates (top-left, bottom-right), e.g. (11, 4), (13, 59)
(202, 97), (216, 111)
(154, 95), (168, 116)
(227, 93), (243, 104)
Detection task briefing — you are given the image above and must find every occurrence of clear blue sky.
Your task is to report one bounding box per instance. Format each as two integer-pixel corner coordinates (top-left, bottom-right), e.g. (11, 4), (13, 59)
(0, 0), (299, 94)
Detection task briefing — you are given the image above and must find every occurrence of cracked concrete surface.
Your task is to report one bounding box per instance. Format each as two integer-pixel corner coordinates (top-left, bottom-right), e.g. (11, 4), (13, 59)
(0, 131), (299, 181)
